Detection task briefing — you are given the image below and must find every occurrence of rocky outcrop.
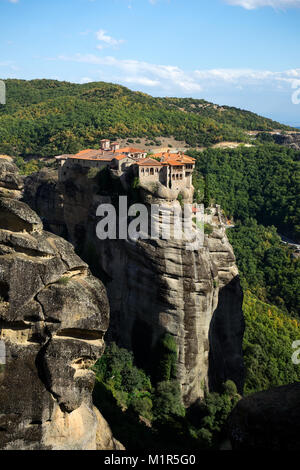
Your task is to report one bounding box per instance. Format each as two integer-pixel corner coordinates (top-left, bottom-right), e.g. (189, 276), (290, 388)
(0, 157), (23, 200)
(273, 132), (300, 150)
(228, 383), (300, 450)
(24, 169), (67, 237)
(0, 159), (123, 450)
(25, 165), (245, 406)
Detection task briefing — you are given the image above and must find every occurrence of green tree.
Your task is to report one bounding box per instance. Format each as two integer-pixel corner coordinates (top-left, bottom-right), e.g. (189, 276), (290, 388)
(155, 333), (178, 382)
(153, 381), (185, 421)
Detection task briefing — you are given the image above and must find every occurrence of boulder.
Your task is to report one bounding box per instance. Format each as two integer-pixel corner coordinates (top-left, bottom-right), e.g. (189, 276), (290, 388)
(228, 383), (300, 450)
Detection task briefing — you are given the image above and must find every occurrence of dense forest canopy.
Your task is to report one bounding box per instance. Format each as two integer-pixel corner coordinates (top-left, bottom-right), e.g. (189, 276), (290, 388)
(0, 79), (295, 157)
(190, 145), (300, 241)
(190, 144), (300, 318)
(227, 219), (300, 317)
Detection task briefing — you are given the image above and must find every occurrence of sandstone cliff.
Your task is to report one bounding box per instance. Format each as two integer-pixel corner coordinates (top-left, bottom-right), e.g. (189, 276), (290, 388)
(25, 165), (245, 406)
(0, 159), (123, 450)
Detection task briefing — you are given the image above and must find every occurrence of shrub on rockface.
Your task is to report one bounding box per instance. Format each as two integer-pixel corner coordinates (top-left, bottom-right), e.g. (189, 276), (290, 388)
(186, 380), (240, 448)
(93, 342), (242, 450)
(93, 342), (152, 409)
(155, 333), (178, 382)
(153, 381), (185, 421)
(130, 395), (153, 421)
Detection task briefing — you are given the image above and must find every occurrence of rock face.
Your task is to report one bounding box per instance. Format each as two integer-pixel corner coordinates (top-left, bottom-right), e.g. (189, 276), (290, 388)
(24, 169), (67, 237)
(25, 165), (245, 406)
(228, 383), (300, 450)
(0, 158), (122, 450)
(0, 157), (23, 200)
(273, 132), (300, 149)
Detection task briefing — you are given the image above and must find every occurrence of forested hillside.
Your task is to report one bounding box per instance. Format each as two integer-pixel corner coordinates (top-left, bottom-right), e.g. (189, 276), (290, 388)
(190, 145), (300, 403)
(0, 79), (295, 157)
(190, 145), (300, 314)
(190, 145), (300, 241)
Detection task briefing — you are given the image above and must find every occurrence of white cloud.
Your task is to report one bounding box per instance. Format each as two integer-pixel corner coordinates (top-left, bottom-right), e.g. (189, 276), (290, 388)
(58, 54), (202, 92)
(225, 0), (300, 9)
(123, 76), (161, 87)
(194, 67), (300, 85)
(96, 29), (125, 49)
(57, 53), (300, 95)
(80, 77), (93, 84)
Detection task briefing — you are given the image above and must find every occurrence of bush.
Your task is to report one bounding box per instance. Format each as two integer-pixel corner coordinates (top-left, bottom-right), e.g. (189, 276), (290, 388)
(155, 333), (178, 382)
(177, 194), (183, 207)
(222, 380), (238, 396)
(93, 342), (152, 407)
(132, 177), (140, 189)
(130, 396), (153, 421)
(15, 156), (45, 175)
(153, 381), (185, 421)
(204, 223), (213, 235)
(87, 167), (99, 179)
(57, 276), (70, 285)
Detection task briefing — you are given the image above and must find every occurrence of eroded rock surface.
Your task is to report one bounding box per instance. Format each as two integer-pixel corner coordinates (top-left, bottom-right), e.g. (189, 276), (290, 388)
(0, 158), (23, 200)
(25, 165), (245, 406)
(0, 160), (122, 450)
(273, 132), (300, 150)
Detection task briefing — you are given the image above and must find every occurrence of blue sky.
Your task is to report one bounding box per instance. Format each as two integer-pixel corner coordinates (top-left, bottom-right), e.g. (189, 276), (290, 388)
(0, 0), (300, 125)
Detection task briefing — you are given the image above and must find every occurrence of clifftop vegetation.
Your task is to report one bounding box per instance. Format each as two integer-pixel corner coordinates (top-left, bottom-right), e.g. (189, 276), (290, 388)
(0, 79), (295, 157)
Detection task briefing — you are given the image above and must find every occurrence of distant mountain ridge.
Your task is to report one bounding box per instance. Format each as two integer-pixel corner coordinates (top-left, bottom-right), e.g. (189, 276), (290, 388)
(0, 79), (296, 158)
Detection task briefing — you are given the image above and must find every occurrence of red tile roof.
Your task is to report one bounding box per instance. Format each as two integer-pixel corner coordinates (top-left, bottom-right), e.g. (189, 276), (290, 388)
(69, 155), (113, 162)
(137, 158), (163, 167)
(152, 152), (195, 165)
(112, 154), (128, 161)
(118, 147), (146, 154)
(162, 161), (185, 167)
(76, 149), (96, 155)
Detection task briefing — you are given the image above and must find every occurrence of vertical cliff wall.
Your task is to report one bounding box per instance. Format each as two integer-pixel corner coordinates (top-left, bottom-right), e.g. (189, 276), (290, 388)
(25, 166), (245, 406)
(0, 160), (123, 450)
